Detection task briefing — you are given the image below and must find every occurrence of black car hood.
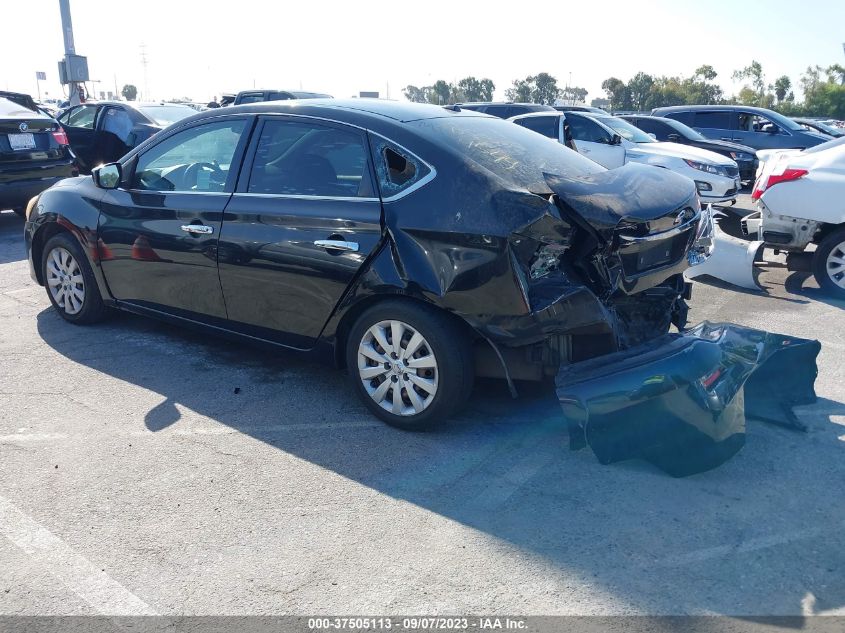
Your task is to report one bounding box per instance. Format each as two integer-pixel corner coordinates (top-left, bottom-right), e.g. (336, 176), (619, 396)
(544, 162), (698, 237)
(689, 138), (756, 155)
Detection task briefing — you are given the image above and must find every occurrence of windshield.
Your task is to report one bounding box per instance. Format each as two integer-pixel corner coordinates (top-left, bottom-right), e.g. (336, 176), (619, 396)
(138, 105), (196, 127)
(412, 116), (604, 192)
(662, 117), (707, 141)
(594, 116), (655, 143)
(802, 120), (842, 136)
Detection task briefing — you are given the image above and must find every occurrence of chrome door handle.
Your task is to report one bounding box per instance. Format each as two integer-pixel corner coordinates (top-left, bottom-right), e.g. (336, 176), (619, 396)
(314, 239), (359, 252)
(181, 224), (214, 235)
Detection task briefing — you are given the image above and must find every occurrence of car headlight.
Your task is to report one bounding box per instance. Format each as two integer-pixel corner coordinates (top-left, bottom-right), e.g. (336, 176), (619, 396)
(684, 159), (728, 177)
(688, 204), (715, 266)
(729, 152), (752, 161)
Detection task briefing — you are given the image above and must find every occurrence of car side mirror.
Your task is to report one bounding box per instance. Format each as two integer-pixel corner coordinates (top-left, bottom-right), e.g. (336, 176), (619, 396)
(93, 163), (121, 189)
(667, 133), (681, 142)
(611, 134), (622, 145)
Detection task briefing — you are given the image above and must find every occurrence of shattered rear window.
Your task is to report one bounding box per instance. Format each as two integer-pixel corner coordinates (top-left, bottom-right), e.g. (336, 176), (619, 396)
(413, 116), (604, 192)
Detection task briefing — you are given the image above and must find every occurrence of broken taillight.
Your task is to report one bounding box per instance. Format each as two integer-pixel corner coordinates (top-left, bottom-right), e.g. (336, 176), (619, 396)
(751, 168), (808, 201)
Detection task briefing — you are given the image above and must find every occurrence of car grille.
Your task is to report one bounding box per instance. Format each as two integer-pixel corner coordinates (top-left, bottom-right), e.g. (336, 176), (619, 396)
(724, 187), (737, 197)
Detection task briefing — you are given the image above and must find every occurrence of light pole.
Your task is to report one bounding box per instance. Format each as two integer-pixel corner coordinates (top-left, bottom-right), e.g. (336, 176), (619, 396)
(58, 0), (88, 106)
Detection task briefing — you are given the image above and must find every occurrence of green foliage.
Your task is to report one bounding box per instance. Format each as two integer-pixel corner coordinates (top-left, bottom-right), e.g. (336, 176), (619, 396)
(505, 73), (562, 105)
(599, 61), (844, 118)
(403, 77), (495, 105)
(121, 84), (137, 101)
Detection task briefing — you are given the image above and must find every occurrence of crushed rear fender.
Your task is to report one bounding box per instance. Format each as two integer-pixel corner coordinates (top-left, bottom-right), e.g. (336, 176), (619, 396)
(556, 321), (820, 477)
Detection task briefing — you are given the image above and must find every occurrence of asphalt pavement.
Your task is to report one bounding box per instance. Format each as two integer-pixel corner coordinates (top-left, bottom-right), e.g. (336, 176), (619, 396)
(0, 195), (843, 616)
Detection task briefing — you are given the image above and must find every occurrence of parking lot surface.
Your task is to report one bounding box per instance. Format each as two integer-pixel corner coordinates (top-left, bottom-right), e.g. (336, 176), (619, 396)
(1, 196), (843, 616)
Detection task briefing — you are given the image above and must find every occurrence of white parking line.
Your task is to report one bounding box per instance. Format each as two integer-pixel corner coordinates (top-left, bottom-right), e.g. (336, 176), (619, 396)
(655, 522), (842, 568)
(0, 494), (158, 615)
(0, 433), (69, 443)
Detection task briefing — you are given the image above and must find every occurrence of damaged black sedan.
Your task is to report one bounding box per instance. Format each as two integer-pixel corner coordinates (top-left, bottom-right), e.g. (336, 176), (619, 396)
(27, 99), (784, 474)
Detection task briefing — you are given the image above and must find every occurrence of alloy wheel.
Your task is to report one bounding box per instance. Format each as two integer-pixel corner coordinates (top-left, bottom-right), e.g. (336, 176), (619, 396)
(46, 247), (85, 315)
(826, 239), (845, 290)
(357, 319), (439, 416)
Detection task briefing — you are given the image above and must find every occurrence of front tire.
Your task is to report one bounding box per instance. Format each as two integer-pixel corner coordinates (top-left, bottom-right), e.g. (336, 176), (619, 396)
(346, 300), (474, 430)
(813, 228), (845, 299)
(42, 233), (109, 324)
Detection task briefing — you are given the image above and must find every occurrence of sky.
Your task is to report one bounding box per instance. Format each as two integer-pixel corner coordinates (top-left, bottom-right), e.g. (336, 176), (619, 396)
(2, 0), (844, 104)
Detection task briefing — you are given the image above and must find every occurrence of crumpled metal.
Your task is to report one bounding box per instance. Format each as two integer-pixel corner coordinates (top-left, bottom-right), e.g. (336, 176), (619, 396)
(556, 321), (820, 476)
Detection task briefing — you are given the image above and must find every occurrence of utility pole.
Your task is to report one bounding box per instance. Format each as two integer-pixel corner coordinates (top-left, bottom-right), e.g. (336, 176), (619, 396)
(140, 43), (149, 101)
(58, 0), (88, 106)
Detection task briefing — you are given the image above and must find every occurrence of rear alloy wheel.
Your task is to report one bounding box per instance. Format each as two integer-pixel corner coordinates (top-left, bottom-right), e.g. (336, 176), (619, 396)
(813, 228), (845, 299)
(42, 233), (109, 324)
(346, 301), (473, 430)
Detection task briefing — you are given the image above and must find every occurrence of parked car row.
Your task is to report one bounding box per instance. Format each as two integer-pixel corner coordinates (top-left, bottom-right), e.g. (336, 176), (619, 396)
(509, 110), (742, 204)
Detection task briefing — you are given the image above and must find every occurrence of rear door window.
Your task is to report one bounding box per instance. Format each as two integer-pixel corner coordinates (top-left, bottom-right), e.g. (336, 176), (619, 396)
(694, 111), (734, 130)
(664, 110), (694, 125)
(515, 116), (560, 139)
(247, 119), (372, 198)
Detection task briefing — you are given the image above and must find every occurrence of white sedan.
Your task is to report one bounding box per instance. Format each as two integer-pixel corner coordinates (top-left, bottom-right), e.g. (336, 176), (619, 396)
(510, 111), (741, 205)
(743, 136), (845, 297)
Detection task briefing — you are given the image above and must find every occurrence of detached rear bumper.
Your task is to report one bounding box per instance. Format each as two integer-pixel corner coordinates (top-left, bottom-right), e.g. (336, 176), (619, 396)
(557, 321), (820, 477)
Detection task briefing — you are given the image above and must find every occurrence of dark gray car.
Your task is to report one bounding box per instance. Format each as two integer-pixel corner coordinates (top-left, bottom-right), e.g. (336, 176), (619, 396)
(651, 105), (829, 151)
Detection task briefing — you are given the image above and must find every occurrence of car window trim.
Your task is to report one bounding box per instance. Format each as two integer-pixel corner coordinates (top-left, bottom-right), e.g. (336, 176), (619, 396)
(123, 115), (256, 195)
(368, 132), (437, 203)
(235, 114), (379, 200)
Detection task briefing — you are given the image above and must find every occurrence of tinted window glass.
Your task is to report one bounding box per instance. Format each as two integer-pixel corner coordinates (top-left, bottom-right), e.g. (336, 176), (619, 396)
(413, 116), (603, 192)
(567, 114), (612, 143)
(695, 111), (733, 129)
(133, 120), (245, 192)
(664, 111), (694, 125)
(516, 116), (559, 139)
(483, 105), (512, 118)
(66, 105), (97, 129)
(238, 94), (265, 104)
(370, 137), (430, 197)
(248, 120), (369, 197)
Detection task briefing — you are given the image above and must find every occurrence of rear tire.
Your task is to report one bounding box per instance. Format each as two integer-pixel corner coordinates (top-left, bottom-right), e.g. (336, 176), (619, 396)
(345, 299), (474, 430)
(42, 233), (109, 324)
(813, 228), (845, 299)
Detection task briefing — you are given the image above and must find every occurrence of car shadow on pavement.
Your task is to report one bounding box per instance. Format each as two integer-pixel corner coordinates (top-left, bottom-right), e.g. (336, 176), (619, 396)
(0, 211), (26, 265)
(784, 271), (845, 311)
(35, 308), (845, 616)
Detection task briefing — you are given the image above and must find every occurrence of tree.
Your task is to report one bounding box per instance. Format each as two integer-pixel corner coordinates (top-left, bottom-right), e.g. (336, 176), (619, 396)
(430, 80), (451, 105)
(403, 85), (427, 103)
(733, 61), (771, 107)
(627, 72), (654, 111)
(773, 76), (792, 104)
(505, 78), (532, 103)
(456, 76), (495, 102)
(531, 72), (561, 105)
(121, 84), (138, 101)
(600, 77), (630, 111)
(560, 86), (588, 105)
(694, 65), (718, 81)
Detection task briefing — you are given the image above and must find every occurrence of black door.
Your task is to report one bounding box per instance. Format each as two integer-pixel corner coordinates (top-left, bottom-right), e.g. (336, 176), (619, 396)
(218, 116), (383, 349)
(98, 117), (251, 321)
(58, 104), (100, 170)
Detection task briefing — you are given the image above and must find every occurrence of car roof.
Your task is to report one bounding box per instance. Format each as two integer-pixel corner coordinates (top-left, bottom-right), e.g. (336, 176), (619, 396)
(509, 111), (562, 120)
(653, 104), (771, 114)
(205, 98), (486, 124)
